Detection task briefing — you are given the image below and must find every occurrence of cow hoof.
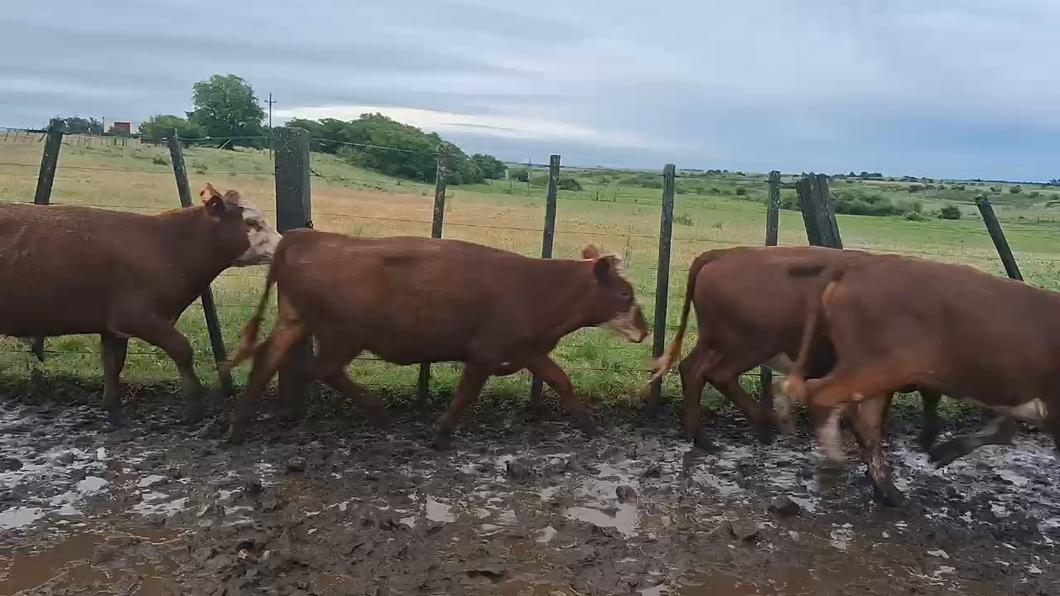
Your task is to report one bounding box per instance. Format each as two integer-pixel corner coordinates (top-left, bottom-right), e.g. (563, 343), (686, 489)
(106, 410), (130, 428)
(226, 425), (247, 446)
(575, 418), (600, 438)
(693, 433), (723, 454)
(927, 443), (962, 468)
(917, 430), (939, 453)
(867, 471), (907, 508)
(432, 433), (453, 451)
(756, 424), (776, 445)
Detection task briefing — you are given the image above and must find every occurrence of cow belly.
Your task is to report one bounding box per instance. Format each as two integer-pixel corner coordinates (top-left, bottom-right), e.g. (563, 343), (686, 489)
(959, 397), (1048, 427)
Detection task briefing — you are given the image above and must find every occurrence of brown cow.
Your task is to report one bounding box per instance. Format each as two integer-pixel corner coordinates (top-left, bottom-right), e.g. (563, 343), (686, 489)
(223, 231), (650, 447)
(648, 246), (944, 455)
(0, 184), (281, 425)
(784, 253), (1059, 506)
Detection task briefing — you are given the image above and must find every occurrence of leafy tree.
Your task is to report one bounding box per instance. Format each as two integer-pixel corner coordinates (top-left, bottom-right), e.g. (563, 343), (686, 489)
(47, 116), (104, 135)
(289, 114), (504, 185)
(188, 74), (265, 148)
(138, 115), (204, 143)
(470, 154), (507, 180)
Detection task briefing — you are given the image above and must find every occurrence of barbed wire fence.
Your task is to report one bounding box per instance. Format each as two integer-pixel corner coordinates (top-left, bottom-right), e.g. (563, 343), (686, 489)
(0, 124), (1054, 414)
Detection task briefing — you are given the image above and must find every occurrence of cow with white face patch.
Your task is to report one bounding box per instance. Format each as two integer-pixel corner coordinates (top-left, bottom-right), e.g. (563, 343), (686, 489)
(0, 184), (280, 424)
(223, 232), (649, 447)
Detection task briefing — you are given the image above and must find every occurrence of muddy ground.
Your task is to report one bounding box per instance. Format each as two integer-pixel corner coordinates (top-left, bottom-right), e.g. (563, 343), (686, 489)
(0, 390), (1057, 596)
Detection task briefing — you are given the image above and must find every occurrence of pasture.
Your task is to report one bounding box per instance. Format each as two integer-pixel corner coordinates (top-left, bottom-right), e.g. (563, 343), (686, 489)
(1, 134), (1059, 417)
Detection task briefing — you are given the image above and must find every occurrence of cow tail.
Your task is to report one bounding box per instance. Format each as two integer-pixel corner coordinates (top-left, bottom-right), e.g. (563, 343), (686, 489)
(782, 263), (846, 401)
(222, 255), (280, 372)
(648, 251), (719, 383)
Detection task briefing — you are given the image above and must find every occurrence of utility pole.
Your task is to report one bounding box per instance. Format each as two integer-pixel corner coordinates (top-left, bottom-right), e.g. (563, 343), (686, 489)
(266, 93), (277, 157)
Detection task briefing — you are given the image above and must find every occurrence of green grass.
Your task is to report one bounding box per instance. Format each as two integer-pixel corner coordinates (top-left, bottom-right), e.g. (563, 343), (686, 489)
(0, 135), (1058, 421)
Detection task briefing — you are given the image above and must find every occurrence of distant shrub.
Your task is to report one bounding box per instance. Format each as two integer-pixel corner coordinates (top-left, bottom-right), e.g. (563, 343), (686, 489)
(673, 213), (695, 226)
(905, 212), (925, 221)
(558, 177), (582, 192)
(1028, 190), (1041, 199)
(1010, 185), (1022, 194)
(734, 187), (747, 196)
(938, 205), (962, 220)
(908, 184), (922, 193)
(510, 167), (529, 182)
(151, 155), (169, 166)
(953, 184), (966, 191)
(708, 187), (721, 195)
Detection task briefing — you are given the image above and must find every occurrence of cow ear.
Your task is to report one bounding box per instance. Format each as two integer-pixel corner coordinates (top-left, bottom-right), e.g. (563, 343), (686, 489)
(204, 194), (226, 217)
(593, 256), (613, 285)
(199, 183), (222, 203)
(582, 244), (602, 260)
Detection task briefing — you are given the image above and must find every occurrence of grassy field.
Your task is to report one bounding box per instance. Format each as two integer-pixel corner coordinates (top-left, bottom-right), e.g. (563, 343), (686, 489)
(1, 133), (1059, 418)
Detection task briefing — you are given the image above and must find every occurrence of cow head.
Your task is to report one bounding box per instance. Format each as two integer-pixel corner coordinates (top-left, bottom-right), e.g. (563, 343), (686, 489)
(199, 183), (282, 266)
(582, 245), (649, 343)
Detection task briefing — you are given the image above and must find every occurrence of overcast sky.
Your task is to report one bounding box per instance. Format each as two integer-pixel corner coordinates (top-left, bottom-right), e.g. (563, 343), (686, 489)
(2, 0), (1059, 180)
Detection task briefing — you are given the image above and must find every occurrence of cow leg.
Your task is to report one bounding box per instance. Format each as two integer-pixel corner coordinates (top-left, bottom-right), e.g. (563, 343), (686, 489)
(118, 317), (205, 423)
(851, 395), (905, 507)
(676, 346), (716, 451)
(101, 334), (130, 427)
(928, 416), (1017, 468)
(917, 389), (944, 452)
(434, 364), (492, 450)
(306, 340), (389, 430)
(228, 320), (309, 445)
(696, 349), (776, 445)
(525, 355), (599, 439)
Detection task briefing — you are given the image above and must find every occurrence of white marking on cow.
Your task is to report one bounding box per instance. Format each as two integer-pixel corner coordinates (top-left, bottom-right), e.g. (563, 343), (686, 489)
(599, 305), (644, 342)
(229, 194), (281, 266)
(959, 398), (1047, 427)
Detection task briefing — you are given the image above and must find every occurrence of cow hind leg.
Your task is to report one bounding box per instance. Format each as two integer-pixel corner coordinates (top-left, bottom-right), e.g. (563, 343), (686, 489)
(101, 334), (130, 427)
(434, 364), (492, 450)
(928, 416), (1016, 468)
(698, 349), (776, 446)
(677, 346), (722, 452)
(228, 318), (309, 445)
(526, 355), (599, 439)
(307, 340), (389, 430)
(851, 395), (905, 507)
(116, 315), (205, 423)
(917, 389), (944, 452)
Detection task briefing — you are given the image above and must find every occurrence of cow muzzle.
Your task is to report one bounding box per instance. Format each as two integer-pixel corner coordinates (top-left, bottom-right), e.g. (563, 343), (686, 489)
(600, 306), (649, 343)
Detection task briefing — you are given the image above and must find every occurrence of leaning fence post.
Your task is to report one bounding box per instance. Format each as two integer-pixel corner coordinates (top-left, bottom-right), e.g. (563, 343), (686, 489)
(796, 173), (842, 248)
(168, 130), (234, 397)
(530, 154), (562, 405)
(34, 126), (63, 206)
(649, 165), (677, 405)
(759, 170), (782, 408)
(975, 196), (1023, 281)
(416, 144), (450, 408)
(274, 127), (314, 420)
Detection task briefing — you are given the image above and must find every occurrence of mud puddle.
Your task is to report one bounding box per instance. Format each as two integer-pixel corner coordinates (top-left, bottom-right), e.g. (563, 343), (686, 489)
(0, 397), (1057, 595)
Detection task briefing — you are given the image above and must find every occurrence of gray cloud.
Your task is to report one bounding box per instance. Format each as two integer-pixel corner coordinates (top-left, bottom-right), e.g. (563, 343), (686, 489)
(3, 0), (1059, 179)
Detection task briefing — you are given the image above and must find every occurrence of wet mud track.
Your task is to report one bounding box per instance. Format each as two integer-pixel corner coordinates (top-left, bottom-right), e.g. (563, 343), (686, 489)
(0, 396), (1057, 595)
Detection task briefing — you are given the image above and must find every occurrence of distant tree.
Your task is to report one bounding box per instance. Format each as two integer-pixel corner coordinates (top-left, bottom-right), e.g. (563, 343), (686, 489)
(188, 74), (265, 148)
(1009, 185), (1022, 194)
(938, 205), (962, 220)
(138, 114), (204, 143)
(470, 154), (507, 180)
(47, 116), (104, 135)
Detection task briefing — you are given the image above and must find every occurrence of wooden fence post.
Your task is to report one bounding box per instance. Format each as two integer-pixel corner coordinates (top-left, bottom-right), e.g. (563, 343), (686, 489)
(34, 127), (63, 206)
(796, 173), (842, 248)
(416, 144), (450, 408)
(530, 154), (562, 404)
(274, 126), (314, 420)
(759, 170), (782, 408)
(649, 165), (677, 405)
(168, 130), (234, 397)
(975, 196), (1023, 281)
